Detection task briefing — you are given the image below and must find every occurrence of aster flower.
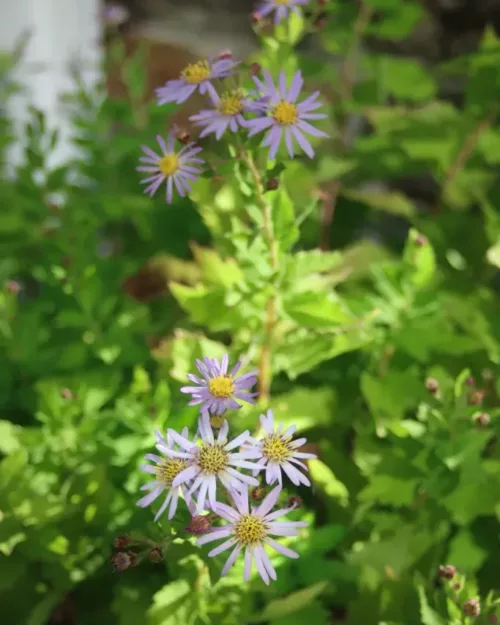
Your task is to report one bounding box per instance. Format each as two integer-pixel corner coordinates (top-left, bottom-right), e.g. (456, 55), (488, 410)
(244, 70), (328, 160)
(249, 410), (316, 486)
(164, 415), (263, 513)
(189, 90), (249, 139)
(136, 427), (194, 521)
(137, 133), (204, 204)
(156, 57), (238, 105)
(197, 485), (307, 584)
(180, 354), (258, 416)
(257, 0), (309, 25)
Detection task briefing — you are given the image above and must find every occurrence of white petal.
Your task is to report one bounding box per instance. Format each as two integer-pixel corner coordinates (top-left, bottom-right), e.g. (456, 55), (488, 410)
(221, 544), (243, 577)
(213, 502), (240, 522)
(244, 547), (253, 581)
(256, 484), (282, 517)
(197, 527), (234, 545)
(209, 537), (237, 557)
(224, 430), (251, 451)
(265, 537), (299, 559)
(154, 490), (173, 521)
(166, 429), (197, 451)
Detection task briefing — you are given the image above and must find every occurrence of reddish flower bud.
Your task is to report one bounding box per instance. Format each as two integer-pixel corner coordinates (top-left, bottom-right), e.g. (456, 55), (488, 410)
(113, 535), (131, 549)
(468, 389), (485, 406)
(218, 49), (233, 60)
(415, 234), (428, 247)
(425, 377), (439, 394)
(60, 388), (74, 400)
(148, 547), (163, 563)
(250, 62), (262, 76)
(6, 280), (21, 294)
(110, 551), (135, 573)
(488, 615), (498, 624)
(314, 17), (327, 30)
(266, 178), (279, 191)
(288, 495), (303, 509)
(464, 599), (480, 618)
(465, 376), (475, 386)
(438, 564), (456, 580)
(251, 486), (266, 502)
(185, 515), (212, 535)
(474, 412), (490, 427)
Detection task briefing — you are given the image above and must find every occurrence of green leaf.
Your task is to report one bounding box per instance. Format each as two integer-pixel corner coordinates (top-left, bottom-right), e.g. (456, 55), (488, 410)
(358, 475), (416, 507)
(148, 580), (194, 625)
(283, 291), (352, 328)
(486, 239), (500, 268)
(165, 330), (227, 383)
(402, 228), (436, 287)
(191, 243), (244, 287)
(309, 459), (349, 504)
(447, 530), (487, 572)
(0, 420), (21, 454)
(248, 581), (328, 623)
(342, 188), (415, 218)
(272, 187), (299, 252)
(376, 56), (437, 101)
(417, 585), (446, 625)
(271, 387), (335, 430)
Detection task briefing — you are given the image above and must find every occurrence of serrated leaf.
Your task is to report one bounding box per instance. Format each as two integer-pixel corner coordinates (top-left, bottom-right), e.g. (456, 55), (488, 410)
(191, 243), (244, 287)
(283, 291), (352, 328)
(417, 585), (446, 625)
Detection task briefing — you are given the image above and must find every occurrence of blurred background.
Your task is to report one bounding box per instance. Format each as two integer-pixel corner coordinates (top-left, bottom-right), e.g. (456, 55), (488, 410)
(2, 1), (500, 624)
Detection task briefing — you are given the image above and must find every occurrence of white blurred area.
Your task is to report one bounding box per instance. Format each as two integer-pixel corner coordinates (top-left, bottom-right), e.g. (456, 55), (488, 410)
(1, 0), (102, 168)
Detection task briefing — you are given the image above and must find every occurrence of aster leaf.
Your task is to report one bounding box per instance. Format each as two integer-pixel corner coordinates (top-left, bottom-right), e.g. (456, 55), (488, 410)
(271, 187), (299, 253)
(247, 581), (328, 623)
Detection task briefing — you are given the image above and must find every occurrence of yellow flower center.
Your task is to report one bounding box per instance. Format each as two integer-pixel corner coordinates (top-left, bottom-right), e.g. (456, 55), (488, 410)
(210, 414), (226, 429)
(234, 515), (267, 545)
(208, 376), (235, 399)
(159, 154), (179, 176)
(218, 91), (244, 116)
(274, 0), (291, 4)
(155, 458), (187, 485)
(181, 60), (211, 84)
(272, 101), (297, 125)
(198, 444), (228, 474)
(262, 434), (292, 463)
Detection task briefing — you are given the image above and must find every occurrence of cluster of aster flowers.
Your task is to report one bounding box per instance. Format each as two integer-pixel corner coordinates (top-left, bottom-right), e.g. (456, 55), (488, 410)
(137, 2), (327, 204)
(137, 354), (316, 584)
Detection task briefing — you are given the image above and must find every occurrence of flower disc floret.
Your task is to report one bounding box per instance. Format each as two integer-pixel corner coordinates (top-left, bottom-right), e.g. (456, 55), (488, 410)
(181, 60), (211, 84)
(235, 515), (267, 545)
(244, 69), (328, 160)
(246, 409), (317, 486)
(198, 444), (228, 474)
(218, 91), (244, 116)
(180, 354), (258, 415)
(156, 458), (187, 485)
(197, 485), (308, 585)
(261, 434), (292, 463)
(137, 132), (204, 204)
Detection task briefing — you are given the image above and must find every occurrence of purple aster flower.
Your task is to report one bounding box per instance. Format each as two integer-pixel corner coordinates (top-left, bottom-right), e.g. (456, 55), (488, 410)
(197, 484), (307, 584)
(155, 57), (239, 105)
(165, 415), (264, 513)
(137, 132), (204, 204)
(137, 427), (194, 521)
(244, 69), (328, 160)
(248, 410), (316, 486)
(180, 354), (258, 415)
(189, 90), (250, 139)
(257, 0), (309, 25)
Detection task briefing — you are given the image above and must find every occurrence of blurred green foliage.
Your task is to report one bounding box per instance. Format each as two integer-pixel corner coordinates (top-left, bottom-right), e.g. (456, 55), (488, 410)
(1, 1), (500, 624)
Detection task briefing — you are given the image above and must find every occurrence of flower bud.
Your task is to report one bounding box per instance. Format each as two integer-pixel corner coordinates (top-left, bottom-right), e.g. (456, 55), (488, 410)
(218, 49), (233, 61)
(474, 412), (490, 427)
(185, 515), (212, 535)
(172, 124), (191, 145)
(251, 486), (266, 502)
(288, 495), (303, 509)
(251, 11), (262, 24)
(464, 599), (480, 618)
(110, 551), (135, 573)
(6, 280), (21, 294)
(465, 376), (475, 386)
(438, 564), (456, 580)
(113, 535), (132, 549)
(148, 547), (163, 563)
(425, 377), (439, 394)
(250, 62), (262, 76)
(488, 615), (498, 624)
(266, 178), (279, 191)
(314, 17), (327, 30)
(468, 389), (484, 406)
(60, 388), (74, 400)
(415, 234), (428, 247)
